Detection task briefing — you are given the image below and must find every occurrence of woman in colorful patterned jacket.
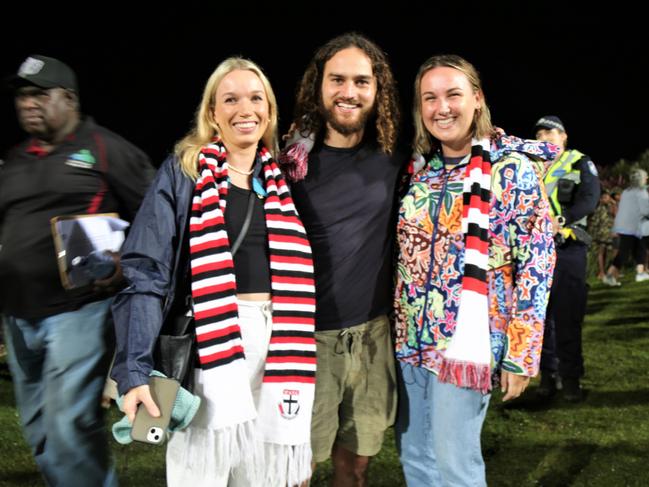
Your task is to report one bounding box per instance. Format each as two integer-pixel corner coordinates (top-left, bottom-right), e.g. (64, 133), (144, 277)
(111, 58), (316, 486)
(393, 54), (557, 486)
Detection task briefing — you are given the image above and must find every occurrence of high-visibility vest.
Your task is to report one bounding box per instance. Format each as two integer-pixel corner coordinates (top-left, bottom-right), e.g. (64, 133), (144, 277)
(543, 149), (588, 226)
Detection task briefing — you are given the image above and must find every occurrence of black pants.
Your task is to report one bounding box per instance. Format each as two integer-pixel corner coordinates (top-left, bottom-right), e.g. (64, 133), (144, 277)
(541, 242), (588, 379)
(612, 234), (647, 268)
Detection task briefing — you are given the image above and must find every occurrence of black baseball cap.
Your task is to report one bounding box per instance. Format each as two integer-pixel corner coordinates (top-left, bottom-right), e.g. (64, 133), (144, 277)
(534, 115), (565, 133)
(9, 55), (78, 92)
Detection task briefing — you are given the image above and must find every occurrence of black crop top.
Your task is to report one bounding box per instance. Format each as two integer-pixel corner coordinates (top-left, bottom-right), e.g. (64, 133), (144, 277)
(224, 184), (271, 293)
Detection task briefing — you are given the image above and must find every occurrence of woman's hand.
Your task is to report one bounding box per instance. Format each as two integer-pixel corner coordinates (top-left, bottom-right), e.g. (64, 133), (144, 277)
(122, 384), (161, 423)
(500, 371), (531, 402)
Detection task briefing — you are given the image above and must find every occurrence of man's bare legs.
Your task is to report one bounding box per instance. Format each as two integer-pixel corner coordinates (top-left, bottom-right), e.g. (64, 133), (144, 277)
(330, 444), (370, 487)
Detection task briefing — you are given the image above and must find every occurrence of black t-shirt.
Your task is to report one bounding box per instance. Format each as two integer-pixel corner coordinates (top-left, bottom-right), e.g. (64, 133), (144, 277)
(224, 184), (271, 293)
(0, 117), (154, 319)
(290, 141), (406, 331)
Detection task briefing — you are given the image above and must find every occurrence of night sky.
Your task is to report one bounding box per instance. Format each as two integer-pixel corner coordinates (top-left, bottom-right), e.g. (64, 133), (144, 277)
(2, 4), (647, 168)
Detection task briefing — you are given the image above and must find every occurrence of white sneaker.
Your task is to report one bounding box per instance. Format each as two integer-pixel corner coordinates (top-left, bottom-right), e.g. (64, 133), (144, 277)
(602, 274), (621, 286)
(635, 272), (649, 282)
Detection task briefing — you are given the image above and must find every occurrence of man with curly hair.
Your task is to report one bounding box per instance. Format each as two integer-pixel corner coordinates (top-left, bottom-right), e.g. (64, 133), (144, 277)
(281, 33), (406, 486)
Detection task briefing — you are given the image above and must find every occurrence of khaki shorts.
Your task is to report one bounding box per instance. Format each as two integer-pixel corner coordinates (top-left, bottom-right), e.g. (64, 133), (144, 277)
(311, 315), (397, 462)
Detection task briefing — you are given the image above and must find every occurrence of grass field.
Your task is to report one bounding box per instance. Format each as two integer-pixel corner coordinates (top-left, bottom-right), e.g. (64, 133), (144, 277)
(1, 276), (648, 486)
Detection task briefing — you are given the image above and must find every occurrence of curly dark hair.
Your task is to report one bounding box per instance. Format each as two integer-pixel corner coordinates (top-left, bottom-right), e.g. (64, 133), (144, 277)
(292, 32), (400, 154)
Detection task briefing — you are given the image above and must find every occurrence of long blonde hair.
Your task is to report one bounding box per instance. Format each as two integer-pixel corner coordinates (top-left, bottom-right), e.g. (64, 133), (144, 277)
(174, 57), (279, 179)
(413, 54), (493, 155)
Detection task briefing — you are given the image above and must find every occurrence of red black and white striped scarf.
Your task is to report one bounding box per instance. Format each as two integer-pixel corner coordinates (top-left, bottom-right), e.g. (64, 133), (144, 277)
(189, 139), (316, 485)
(437, 138), (492, 394)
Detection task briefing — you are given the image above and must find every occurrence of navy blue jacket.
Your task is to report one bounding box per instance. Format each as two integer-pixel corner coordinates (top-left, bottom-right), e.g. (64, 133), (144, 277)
(111, 156), (193, 395)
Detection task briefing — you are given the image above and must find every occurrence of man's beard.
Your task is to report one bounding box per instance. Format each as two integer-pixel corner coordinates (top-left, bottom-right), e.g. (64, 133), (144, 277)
(319, 100), (374, 136)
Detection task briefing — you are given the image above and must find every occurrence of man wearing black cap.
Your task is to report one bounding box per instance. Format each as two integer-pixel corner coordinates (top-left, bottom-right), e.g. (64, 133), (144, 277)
(0, 55), (154, 485)
(534, 115), (600, 402)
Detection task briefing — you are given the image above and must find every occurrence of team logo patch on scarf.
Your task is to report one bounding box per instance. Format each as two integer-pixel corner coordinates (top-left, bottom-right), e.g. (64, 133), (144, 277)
(278, 389), (301, 419)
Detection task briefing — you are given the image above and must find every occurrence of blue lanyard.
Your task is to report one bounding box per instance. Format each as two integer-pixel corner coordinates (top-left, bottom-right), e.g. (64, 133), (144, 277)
(226, 175), (267, 197)
(251, 175), (266, 197)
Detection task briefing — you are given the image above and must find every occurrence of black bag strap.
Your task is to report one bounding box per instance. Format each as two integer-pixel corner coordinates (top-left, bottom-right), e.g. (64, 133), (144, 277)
(230, 190), (257, 257)
(175, 294), (194, 335)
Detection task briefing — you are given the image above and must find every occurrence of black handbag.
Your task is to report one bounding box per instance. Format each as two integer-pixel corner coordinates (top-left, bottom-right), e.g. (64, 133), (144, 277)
(153, 190), (257, 392)
(154, 305), (196, 392)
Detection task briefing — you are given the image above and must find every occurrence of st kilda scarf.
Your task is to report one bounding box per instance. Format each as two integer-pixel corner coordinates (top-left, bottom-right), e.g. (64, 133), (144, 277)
(437, 139), (492, 393)
(185, 139), (316, 485)
(412, 138), (492, 394)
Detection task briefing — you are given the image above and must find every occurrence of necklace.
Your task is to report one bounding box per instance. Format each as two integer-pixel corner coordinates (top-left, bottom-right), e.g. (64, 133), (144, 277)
(227, 163), (254, 176)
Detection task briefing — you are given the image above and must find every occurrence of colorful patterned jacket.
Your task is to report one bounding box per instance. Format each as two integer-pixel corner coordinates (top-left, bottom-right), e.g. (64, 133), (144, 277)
(394, 135), (557, 381)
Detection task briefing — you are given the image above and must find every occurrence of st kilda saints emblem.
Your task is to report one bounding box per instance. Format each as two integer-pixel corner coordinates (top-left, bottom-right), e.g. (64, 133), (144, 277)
(278, 389), (300, 419)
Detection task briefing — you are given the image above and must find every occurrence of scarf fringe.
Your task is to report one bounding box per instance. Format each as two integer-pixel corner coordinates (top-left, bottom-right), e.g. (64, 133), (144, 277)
(173, 420), (264, 484)
(278, 142), (310, 182)
(263, 442), (312, 487)
(438, 357), (492, 394)
(169, 425), (312, 487)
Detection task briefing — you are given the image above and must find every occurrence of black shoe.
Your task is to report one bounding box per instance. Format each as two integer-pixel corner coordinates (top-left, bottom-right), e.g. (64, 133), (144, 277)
(537, 373), (558, 398)
(562, 377), (584, 402)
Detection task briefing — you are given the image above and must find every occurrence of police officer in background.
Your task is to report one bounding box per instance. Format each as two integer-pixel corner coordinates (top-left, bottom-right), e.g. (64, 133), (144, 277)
(535, 115), (599, 402)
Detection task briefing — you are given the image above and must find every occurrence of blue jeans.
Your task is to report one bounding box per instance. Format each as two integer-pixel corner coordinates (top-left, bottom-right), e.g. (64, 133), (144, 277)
(395, 362), (490, 487)
(3, 299), (118, 487)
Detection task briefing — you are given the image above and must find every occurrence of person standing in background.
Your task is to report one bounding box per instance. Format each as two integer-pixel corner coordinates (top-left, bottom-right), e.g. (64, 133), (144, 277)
(604, 168), (649, 283)
(0, 54), (154, 486)
(535, 115), (600, 402)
